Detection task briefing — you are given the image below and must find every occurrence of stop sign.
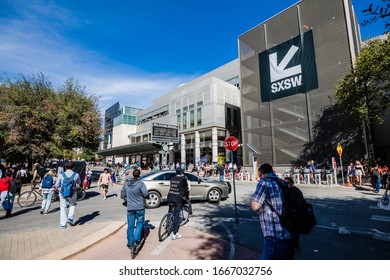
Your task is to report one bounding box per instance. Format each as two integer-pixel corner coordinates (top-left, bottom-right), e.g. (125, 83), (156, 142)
(224, 136), (239, 151)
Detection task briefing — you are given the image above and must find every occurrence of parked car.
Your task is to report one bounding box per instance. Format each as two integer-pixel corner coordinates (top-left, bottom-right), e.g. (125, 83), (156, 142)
(140, 170), (230, 209)
(90, 169), (104, 182)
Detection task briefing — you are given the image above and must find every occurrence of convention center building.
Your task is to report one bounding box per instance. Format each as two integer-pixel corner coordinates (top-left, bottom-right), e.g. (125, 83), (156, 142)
(98, 0), (364, 168)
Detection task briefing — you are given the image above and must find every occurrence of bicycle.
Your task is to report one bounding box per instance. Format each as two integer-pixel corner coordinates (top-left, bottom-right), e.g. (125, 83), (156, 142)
(158, 203), (190, 242)
(17, 184), (85, 207)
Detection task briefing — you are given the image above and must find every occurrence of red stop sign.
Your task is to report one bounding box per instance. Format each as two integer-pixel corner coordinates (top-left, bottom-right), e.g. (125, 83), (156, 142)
(224, 136), (239, 151)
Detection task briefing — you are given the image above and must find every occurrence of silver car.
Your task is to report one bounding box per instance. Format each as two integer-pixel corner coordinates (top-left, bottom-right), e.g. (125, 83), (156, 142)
(141, 170), (230, 209)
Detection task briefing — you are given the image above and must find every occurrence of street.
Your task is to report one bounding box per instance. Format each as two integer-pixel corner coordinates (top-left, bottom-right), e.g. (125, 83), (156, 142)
(1, 180), (390, 260)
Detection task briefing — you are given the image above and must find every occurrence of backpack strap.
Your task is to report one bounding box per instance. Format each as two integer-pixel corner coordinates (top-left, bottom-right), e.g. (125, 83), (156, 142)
(263, 177), (285, 215)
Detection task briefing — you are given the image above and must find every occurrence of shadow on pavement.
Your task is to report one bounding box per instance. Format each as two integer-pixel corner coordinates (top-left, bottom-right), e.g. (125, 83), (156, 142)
(77, 211), (101, 225)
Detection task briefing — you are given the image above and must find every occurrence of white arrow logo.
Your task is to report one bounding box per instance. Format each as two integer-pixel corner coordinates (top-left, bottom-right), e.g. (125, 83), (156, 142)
(269, 45), (302, 83)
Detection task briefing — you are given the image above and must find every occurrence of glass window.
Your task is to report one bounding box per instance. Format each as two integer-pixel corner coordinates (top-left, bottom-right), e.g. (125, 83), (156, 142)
(153, 172), (176, 181)
(190, 110), (194, 128)
(185, 173), (200, 182)
(197, 107), (202, 126)
(177, 114), (181, 130)
(183, 112), (187, 129)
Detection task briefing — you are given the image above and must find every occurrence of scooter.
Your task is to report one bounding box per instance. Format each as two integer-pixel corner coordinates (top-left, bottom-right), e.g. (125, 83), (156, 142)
(130, 220), (154, 259)
(131, 229), (146, 259)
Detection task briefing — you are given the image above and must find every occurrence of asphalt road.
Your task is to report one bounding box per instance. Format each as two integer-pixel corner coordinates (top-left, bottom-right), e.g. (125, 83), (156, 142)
(2, 180), (390, 260)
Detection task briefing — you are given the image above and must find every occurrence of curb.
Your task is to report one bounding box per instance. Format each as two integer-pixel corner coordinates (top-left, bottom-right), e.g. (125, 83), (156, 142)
(34, 221), (126, 260)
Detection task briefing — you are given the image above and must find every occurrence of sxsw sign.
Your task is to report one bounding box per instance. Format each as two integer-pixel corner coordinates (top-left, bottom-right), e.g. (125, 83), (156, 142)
(259, 30), (318, 102)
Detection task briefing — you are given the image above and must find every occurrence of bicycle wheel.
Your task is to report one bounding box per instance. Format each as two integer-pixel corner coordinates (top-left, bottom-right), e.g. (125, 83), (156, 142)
(158, 213), (172, 242)
(76, 187), (86, 201)
(18, 191), (37, 207)
(180, 205), (190, 226)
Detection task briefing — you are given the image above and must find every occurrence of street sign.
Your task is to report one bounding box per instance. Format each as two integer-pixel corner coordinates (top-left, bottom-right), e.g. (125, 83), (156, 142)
(337, 143), (343, 157)
(224, 136), (239, 151)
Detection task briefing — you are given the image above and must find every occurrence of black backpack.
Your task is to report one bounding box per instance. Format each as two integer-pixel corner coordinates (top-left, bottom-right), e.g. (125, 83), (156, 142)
(266, 178), (317, 235)
(10, 177), (22, 194)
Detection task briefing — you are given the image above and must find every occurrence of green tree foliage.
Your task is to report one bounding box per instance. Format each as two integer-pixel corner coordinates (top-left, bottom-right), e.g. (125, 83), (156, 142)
(362, 1), (390, 33)
(335, 34), (390, 162)
(0, 73), (101, 163)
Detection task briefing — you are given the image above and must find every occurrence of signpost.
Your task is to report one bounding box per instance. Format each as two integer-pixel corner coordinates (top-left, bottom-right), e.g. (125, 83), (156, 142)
(337, 143), (345, 185)
(225, 136), (239, 223)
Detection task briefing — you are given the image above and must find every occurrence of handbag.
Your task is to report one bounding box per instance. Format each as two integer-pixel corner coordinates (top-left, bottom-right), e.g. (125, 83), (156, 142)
(2, 192), (12, 211)
(377, 190), (390, 211)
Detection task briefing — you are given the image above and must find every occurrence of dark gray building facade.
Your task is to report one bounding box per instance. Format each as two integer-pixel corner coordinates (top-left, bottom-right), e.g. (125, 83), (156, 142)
(239, 0), (361, 166)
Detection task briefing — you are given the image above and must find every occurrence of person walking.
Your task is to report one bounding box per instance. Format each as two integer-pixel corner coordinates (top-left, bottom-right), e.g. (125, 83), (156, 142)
(218, 164), (225, 182)
(354, 160), (365, 187)
(39, 169), (57, 215)
(54, 161), (81, 229)
(167, 167), (190, 240)
(123, 169), (148, 250)
(251, 163), (295, 260)
(371, 164), (381, 193)
(98, 168), (112, 199)
(0, 170), (14, 218)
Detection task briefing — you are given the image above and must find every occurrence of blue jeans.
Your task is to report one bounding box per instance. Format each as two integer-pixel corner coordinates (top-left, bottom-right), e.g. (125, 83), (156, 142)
(261, 237), (295, 260)
(375, 177), (381, 193)
(170, 201), (182, 235)
(127, 210), (145, 246)
(41, 191), (54, 213)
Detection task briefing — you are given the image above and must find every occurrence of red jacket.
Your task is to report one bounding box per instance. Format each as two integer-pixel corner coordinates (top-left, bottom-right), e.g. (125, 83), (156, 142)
(0, 176), (12, 193)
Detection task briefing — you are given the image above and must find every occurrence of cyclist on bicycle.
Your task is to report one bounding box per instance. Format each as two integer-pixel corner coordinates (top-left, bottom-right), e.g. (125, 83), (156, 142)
(167, 167), (190, 240)
(123, 169), (148, 250)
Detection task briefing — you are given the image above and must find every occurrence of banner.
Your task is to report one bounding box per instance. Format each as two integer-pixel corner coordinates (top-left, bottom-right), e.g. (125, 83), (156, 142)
(259, 30), (318, 102)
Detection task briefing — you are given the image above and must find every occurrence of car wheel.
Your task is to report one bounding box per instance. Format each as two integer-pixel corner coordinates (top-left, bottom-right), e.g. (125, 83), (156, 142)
(145, 191), (161, 209)
(207, 188), (221, 203)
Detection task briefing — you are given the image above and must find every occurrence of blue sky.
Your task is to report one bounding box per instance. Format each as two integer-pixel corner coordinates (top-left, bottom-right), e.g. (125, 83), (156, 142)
(0, 0), (385, 111)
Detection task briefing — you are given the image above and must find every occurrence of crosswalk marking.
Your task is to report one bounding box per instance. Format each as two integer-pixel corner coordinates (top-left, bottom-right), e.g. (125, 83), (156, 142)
(371, 215), (390, 222)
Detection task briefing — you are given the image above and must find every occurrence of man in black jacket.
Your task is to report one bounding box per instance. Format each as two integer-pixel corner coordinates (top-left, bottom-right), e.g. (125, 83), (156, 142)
(167, 168), (189, 240)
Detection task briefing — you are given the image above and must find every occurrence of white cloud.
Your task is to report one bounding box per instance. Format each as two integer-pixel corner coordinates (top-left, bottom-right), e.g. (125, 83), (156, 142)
(0, 1), (199, 111)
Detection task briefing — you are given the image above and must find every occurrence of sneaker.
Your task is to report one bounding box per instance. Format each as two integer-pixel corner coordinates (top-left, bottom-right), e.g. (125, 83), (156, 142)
(40, 210), (44, 215)
(67, 218), (75, 226)
(103, 197), (107, 200)
(44, 212), (48, 215)
(172, 233), (182, 240)
(60, 225), (67, 229)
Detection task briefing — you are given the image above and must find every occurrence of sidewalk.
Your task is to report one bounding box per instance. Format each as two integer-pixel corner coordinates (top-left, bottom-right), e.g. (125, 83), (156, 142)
(0, 220), (126, 260)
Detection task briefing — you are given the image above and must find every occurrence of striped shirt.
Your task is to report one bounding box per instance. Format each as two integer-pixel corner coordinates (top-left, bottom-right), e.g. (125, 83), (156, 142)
(252, 172), (293, 239)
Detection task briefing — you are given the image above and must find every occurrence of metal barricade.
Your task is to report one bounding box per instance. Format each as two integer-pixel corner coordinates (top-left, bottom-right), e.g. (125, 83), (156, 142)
(314, 169), (322, 185)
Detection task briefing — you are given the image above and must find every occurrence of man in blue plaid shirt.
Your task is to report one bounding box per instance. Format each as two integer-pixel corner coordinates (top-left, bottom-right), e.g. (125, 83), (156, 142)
(251, 163), (295, 260)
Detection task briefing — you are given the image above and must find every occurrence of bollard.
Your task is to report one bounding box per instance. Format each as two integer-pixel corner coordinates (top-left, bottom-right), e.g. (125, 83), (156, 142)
(304, 174), (311, 184)
(315, 174), (321, 185)
(326, 174), (333, 185)
(245, 172), (250, 181)
(293, 173), (300, 184)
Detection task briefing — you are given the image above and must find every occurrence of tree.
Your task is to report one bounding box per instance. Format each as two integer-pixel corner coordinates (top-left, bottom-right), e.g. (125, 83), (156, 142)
(362, 1), (390, 33)
(334, 34), (390, 163)
(0, 73), (101, 165)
